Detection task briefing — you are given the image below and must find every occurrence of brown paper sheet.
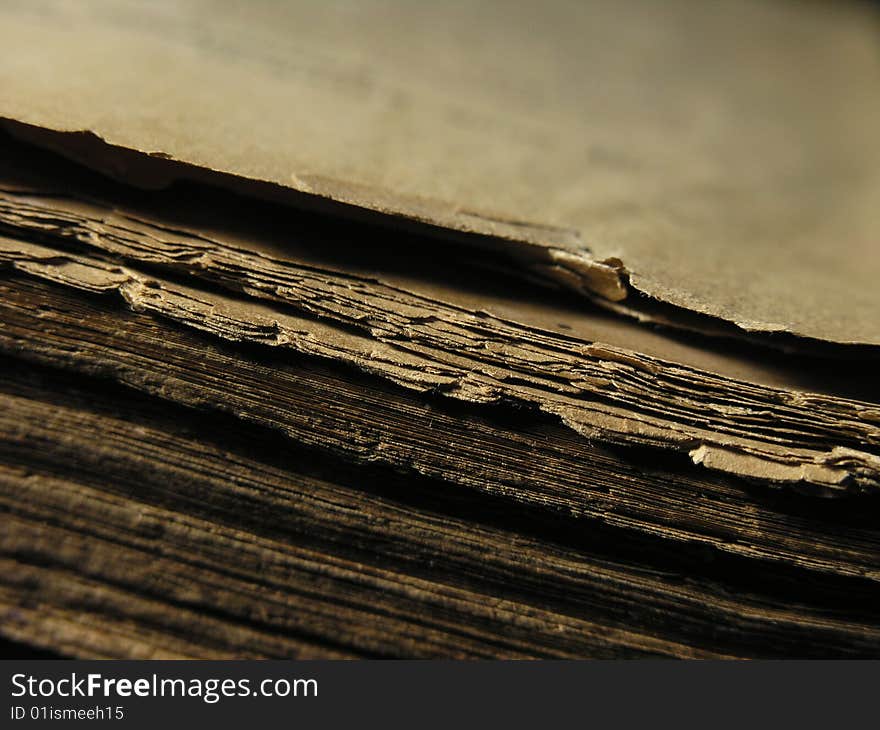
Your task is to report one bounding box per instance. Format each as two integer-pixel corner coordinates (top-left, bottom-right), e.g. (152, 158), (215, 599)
(1, 0), (879, 346)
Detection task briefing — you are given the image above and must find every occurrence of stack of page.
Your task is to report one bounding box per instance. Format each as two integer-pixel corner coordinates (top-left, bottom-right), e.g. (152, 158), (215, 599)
(1, 0), (879, 658)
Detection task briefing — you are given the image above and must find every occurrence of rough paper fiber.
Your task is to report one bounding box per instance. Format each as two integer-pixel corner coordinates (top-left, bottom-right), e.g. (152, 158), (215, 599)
(1, 149), (879, 496)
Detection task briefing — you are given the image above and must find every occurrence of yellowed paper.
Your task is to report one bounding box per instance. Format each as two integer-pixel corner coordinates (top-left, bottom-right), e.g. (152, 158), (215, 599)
(1, 0), (879, 346)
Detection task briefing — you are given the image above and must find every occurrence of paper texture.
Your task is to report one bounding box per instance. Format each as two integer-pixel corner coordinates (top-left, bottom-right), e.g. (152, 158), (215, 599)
(2, 144), (879, 495)
(1, 0), (879, 346)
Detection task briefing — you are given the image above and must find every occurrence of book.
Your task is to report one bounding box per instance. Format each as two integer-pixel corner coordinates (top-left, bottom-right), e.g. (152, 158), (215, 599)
(1, 0), (879, 658)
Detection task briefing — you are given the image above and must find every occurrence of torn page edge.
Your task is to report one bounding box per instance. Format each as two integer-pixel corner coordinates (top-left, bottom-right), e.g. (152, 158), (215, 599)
(2, 238), (878, 497)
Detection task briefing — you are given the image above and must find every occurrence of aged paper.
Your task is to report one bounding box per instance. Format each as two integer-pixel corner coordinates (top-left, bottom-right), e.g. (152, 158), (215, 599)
(1, 0), (879, 346)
